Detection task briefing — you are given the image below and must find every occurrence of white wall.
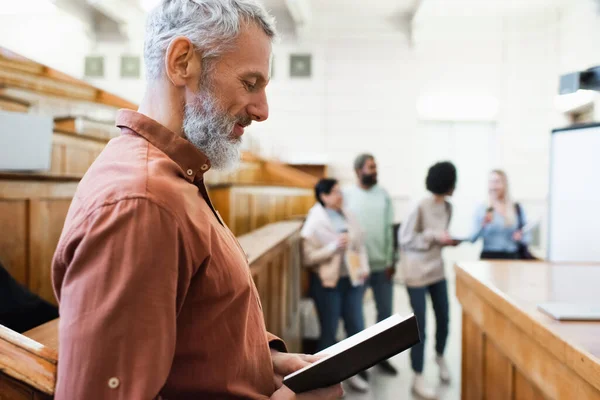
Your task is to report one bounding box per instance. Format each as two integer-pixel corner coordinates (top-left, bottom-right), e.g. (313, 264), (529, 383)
(0, 9), (93, 78)
(3, 0), (600, 254)
(85, 41), (147, 104)
(256, 9), (563, 248)
(259, 34), (417, 183)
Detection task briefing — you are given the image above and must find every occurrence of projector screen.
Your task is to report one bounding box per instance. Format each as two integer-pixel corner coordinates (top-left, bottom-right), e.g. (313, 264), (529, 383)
(549, 123), (600, 262)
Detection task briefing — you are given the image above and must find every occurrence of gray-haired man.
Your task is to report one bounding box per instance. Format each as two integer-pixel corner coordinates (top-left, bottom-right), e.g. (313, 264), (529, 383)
(52, 1), (341, 399)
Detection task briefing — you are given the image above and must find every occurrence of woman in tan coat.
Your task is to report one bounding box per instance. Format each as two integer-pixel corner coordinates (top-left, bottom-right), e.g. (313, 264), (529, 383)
(301, 178), (370, 392)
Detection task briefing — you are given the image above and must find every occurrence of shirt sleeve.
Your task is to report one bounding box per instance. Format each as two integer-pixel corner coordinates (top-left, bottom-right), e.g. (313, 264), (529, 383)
(469, 205), (487, 243)
(267, 332), (288, 353)
(384, 194), (395, 266)
(399, 203), (439, 251)
(53, 198), (189, 400)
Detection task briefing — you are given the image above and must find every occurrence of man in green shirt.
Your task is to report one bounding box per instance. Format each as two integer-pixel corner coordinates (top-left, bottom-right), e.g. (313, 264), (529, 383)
(343, 154), (398, 376)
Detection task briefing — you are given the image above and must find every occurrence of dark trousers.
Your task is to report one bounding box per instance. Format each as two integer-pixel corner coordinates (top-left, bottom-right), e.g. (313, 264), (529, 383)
(481, 251), (519, 260)
(406, 279), (449, 374)
(0, 263), (58, 333)
(366, 270), (394, 323)
(310, 274), (365, 351)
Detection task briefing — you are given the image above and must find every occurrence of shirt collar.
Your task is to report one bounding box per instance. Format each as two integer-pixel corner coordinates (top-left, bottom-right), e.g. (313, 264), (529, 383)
(115, 109), (211, 183)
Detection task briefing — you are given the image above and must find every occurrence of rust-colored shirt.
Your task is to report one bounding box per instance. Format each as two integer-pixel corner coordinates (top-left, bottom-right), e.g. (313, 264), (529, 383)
(52, 110), (285, 400)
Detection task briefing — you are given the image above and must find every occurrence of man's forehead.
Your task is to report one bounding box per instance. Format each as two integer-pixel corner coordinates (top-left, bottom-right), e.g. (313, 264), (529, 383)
(219, 24), (272, 75)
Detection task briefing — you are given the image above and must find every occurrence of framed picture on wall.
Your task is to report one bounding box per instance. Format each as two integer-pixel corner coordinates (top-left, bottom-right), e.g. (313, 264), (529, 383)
(290, 54), (311, 78)
(84, 56), (104, 78)
(121, 56), (141, 79)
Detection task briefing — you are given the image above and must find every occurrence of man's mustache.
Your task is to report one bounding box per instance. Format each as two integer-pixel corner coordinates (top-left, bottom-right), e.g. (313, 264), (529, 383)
(237, 115), (252, 128)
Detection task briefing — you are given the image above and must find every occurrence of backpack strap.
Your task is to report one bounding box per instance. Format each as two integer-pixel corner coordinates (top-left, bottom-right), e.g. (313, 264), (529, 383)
(515, 203), (524, 230)
(444, 201), (453, 228)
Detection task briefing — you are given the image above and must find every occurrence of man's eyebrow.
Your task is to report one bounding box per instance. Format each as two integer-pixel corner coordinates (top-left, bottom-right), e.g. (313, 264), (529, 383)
(240, 71), (269, 83)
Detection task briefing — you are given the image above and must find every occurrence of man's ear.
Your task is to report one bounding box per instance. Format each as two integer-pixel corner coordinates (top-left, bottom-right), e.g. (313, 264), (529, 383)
(164, 36), (202, 87)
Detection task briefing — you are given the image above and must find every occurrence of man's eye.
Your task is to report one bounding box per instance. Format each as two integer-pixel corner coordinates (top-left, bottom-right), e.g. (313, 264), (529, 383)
(244, 81), (257, 92)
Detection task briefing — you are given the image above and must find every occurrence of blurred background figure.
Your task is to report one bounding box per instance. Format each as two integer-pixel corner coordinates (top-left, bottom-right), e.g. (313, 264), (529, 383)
(344, 154), (398, 378)
(470, 170), (532, 260)
(399, 161), (458, 400)
(301, 178), (371, 393)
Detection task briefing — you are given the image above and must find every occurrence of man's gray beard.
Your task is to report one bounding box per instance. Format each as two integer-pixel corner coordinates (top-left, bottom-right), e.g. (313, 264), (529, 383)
(183, 91), (242, 172)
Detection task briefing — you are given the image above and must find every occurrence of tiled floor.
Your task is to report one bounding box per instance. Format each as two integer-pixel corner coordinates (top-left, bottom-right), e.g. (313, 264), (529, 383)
(344, 276), (462, 400)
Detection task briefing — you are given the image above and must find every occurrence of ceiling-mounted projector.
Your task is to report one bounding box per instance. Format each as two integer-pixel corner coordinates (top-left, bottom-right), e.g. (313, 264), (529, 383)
(559, 66), (600, 95)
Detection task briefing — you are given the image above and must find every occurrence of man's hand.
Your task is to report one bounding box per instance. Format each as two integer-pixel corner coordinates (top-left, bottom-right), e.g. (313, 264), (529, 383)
(271, 385), (344, 400)
(385, 266), (395, 281)
(270, 350), (343, 399)
(271, 350), (322, 388)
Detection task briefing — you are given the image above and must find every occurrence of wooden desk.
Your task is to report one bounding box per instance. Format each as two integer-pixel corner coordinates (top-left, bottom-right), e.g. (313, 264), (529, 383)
(456, 261), (600, 400)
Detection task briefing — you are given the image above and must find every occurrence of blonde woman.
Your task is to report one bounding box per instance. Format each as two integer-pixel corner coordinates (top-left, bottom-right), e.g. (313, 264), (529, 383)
(471, 170), (532, 260)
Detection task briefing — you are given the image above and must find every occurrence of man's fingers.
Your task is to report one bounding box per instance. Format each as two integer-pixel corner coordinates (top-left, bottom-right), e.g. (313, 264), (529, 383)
(298, 353), (326, 364)
(299, 384), (344, 399)
(274, 374), (284, 389)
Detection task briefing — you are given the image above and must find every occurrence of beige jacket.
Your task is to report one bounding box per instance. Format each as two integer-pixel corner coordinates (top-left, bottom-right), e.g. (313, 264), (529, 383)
(399, 197), (452, 287)
(301, 203), (370, 288)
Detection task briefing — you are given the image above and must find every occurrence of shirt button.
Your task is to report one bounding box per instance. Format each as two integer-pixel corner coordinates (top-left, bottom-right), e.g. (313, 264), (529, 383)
(108, 377), (120, 389)
(186, 169), (194, 176)
(201, 164), (209, 171)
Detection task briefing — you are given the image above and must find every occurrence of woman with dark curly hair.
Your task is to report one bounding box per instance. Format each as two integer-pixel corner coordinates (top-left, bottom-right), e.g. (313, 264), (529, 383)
(399, 161), (458, 399)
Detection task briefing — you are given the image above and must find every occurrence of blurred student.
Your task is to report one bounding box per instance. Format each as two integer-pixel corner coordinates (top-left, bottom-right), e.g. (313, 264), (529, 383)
(471, 170), (532, 260)
(399, 161), (457, 400)
(301, 178), (371, 392)
(344, 154), (398, 376)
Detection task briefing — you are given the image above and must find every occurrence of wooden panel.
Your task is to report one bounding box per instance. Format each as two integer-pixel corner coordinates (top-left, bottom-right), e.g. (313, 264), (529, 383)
(274, 195), (286, 223)
(250, 193), (270, 232)
(267, 251), (284, 337)
(0, 179), (78, 200)
(0, 46), (136, 109)
(48, 132), (107, 177)
(263, 160), (318, 188)
(462, 312), (484, 400)
(514, 368), (546, 400)
(49, 144), (65, 175)
(0, 201), (28, 285)
(0, 374), (35, 400)
(29, 200), (71, 304)
(231, 191), (251, 236)
(0, 95), (29, 113)
(288, 164), (328, 179)
(208, 187), (231, 228)
(485, 340), (513, 400)
(63, 146), (95, 176)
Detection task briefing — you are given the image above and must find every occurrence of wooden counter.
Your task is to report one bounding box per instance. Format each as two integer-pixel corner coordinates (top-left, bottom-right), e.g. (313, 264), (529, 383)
(456, 261), (600, 400)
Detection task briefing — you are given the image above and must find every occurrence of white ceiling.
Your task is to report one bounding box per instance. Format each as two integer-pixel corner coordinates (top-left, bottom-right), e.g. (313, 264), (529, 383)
(415, 0), (572, 19)
(310, 0), (419, 18)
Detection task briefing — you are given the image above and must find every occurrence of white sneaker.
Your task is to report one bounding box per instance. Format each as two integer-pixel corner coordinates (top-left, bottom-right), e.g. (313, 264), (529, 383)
(345, 374), (369, 393)
(436, 355), (451, 384)
(412, 374), (437, 399)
